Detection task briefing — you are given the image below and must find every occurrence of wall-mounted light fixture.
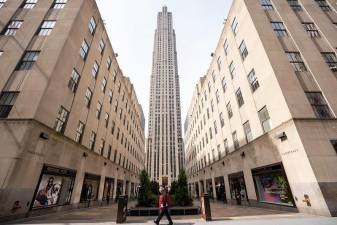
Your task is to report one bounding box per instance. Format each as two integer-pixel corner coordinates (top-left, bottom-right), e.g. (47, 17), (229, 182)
(82, 152), (88, 158)
(276, 132), (287, 141)
(39, 132), (49, 140)
(240, 152), (245, 158)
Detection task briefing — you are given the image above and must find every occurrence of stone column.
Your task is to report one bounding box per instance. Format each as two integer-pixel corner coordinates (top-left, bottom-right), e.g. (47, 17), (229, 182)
(212, 177), (217, 200)
(243, 169), (257, 201)
(97, 173), (106, 202)
(224, 174), (231, 201)
(71, 158), (86, 204)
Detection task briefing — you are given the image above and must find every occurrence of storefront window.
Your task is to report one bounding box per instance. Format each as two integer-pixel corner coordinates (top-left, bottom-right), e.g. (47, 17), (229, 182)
(253, 165), (294, 206)
(33, 166), (76, 209)
(80, 173), (100, 202)
(103, 177), (114, 203)
(214, 176), (226, 202)
(206, 179), (214, 199)
(229, 173), (248, 204)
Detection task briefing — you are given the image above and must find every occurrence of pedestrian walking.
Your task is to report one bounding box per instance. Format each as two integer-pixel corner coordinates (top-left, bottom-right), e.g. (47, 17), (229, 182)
(154, 186), (173, 225)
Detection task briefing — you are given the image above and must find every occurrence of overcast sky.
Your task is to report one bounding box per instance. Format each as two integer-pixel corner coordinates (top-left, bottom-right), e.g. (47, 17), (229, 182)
(96, 0), (232, 135)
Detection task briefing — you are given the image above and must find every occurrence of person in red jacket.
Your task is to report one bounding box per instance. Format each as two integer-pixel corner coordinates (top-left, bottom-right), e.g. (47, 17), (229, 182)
(154, 186), (173, 225)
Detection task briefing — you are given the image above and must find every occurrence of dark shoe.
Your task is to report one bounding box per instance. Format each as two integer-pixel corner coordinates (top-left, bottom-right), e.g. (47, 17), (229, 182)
(169, 222), (173, 225)
(154, 220), (159, 225)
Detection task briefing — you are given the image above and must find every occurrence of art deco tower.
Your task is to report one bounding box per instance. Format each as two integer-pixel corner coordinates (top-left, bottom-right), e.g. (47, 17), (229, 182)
(146, 6), (184, 186)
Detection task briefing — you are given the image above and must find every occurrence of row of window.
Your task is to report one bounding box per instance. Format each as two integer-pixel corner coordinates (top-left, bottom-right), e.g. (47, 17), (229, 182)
(261, 0), (332, 12)
(54, 104), (143, 165)
(0, 0), (67, 9)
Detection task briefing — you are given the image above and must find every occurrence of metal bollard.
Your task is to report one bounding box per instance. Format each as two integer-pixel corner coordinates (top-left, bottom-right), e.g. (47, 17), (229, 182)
(116, 195), (128, 223)
(200, 193), (212, 221)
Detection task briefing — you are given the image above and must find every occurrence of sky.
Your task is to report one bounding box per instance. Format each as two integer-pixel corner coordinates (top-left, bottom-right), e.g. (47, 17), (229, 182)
(96, 0), (232, 135)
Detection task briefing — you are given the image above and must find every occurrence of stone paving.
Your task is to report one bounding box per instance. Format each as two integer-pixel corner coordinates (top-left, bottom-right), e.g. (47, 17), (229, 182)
(5, 201), (337, 225)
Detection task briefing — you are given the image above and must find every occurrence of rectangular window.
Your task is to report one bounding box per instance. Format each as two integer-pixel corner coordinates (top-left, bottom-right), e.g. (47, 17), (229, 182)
(84, 88), (92, 107)
(0, 92), (18, 118)
(211, 100), (214, 112)
(98, 39), (105, 55)
(219, 112), (225, 127)
(247, 69), (260, 92)
(22, 0), (38, 9)
(108, 90), (113, 103)
(4, 20), (23, 36)
(286, 52), (306, 72)
(331, 140), (337, 154)
(0, 0), (7, 8)
(231, 17), (239, 35)
(212, 70), (216, 82)
(80, 40), (89, 60)
(52, 0), (67, 9)
(243, 121), (253, 142)
(99, 139), (105, 156)
(107, 56), (112, 70)
(111, 121), (116, 135)
(287, 0), (302, 11)
(112, 70), (117, 82)
(16, 51), (39, 70)
(107, 145), (112, 159)
(306, 92), (333, 118)
(260, 0), (273, 10)
(223, 39), (229, 55)
(227, 102), (233, 119)
(303, 23), (320, 37)
(315, 0), (331, 11)
(239, 40), (248, 61)
(38, 20), (56, 36)
(214, 121), (218, 134)
(232, 131), (239, 150)
(321, 52), (337, 71)
(236, 88), (244, 107)
(229, 61), (235, 78)
(96, 102), (102, 119)
(224, 139), (229, 154)
(259, 106), (271, 133)
(209, 127), (213, 139)
(271, 22), (288, 37)
(54, 106), (69, 134)
(101, 77), (107, 92)
(68, 69), (80, 93)
(208, 81), (211, 93)
(89, 131), (96, 150)
(89, 17), (96, 35)
(104, 112), (109, 128)
(92, 61), (99, 78)
(75, 121), (84, 143)
(215, 90), (220, 103)
(221, 77), (227, 93)
(217, 56), (221, 71)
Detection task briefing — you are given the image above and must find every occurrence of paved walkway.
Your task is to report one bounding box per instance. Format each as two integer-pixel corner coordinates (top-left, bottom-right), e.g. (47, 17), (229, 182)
(6, 201), (337, 225)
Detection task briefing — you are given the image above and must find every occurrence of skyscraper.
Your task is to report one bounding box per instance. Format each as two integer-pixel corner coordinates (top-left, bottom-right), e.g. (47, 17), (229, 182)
(146, 6), (184, 186)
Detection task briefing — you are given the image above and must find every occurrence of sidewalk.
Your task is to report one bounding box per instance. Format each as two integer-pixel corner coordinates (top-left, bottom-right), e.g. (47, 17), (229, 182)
(6, 200), (337, 225)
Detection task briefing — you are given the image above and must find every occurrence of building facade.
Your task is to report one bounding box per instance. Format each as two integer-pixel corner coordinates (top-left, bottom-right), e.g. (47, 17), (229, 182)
(0, 0), (145, 221)
(146, 6), (184, 186)
(185, 0), (337, 216)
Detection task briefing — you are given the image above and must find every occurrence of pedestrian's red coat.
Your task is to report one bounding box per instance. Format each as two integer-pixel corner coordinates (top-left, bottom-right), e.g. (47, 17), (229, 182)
(158, 194), (171, 209)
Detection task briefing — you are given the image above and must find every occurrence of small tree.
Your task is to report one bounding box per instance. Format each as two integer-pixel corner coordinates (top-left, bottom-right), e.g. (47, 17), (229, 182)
(137, 170), (152, 207)
(169, 181), (178, 195)
(175, 170), (193, 206)
(150, 180), (160, 195)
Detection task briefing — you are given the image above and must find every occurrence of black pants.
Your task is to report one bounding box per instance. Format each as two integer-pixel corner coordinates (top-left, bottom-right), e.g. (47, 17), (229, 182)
(155, 208), (173, 224)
